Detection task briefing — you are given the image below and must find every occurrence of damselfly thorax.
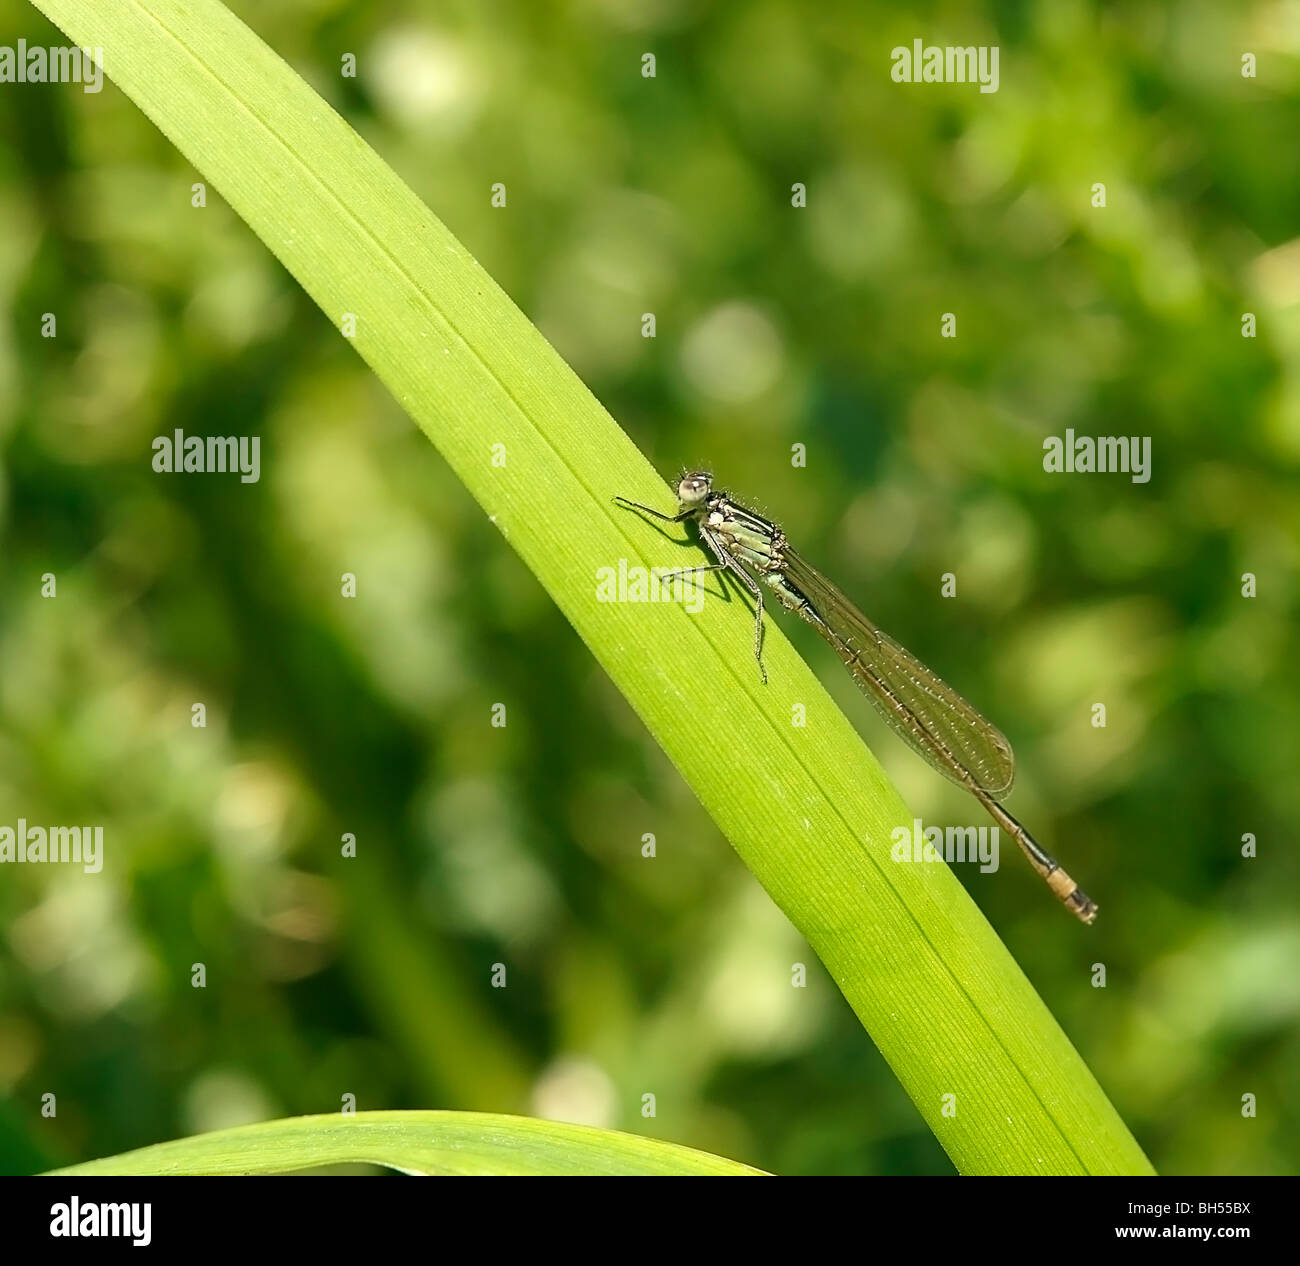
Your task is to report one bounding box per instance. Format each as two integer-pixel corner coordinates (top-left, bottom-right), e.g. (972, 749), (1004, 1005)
(700, 495), (824, 622)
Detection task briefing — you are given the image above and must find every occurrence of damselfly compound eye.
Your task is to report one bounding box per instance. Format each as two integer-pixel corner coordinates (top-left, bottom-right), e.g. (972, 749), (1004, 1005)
(676, 472), (712, 504)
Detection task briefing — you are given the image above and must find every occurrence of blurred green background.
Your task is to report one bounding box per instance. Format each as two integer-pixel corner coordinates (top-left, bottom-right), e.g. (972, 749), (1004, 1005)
(2, 0), (1298, 1176)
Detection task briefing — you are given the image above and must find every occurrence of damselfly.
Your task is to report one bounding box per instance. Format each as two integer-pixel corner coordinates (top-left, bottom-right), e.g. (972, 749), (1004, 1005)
(616, 471), (1098, 924)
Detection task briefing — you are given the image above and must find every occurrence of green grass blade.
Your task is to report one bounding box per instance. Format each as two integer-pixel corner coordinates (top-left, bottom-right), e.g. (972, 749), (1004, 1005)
(30, 0), (1153, 1175)
(46, 1112), (766, 1176)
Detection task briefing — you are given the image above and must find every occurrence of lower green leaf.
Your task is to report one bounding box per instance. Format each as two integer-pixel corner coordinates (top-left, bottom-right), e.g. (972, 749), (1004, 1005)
(47, 1112), (768, 1177)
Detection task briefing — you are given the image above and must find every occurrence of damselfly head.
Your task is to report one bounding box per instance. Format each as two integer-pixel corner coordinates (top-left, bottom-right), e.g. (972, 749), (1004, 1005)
(676, 470), (713, 507)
